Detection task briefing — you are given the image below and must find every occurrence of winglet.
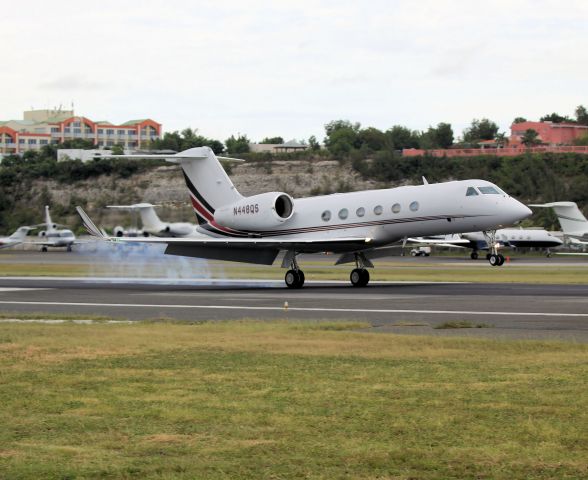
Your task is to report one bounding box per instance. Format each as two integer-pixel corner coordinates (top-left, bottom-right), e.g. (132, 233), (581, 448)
(76, 207), (107, 239)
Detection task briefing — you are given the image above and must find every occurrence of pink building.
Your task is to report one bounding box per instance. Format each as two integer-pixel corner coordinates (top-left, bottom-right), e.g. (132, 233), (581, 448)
(510, 121), (588, 146)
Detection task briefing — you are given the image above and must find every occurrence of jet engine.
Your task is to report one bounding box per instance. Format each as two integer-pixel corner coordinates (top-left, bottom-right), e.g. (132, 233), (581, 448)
(214, 192), (294, 230)
(113, 226), (125, 237)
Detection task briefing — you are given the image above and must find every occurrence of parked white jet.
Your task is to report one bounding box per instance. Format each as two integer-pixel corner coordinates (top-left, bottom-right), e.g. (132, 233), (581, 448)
(529, 202), (588, 244)
(77, 147), (532, 287)
(0, 226), (32, 249)
(33, 206), (77, 252)
(107, 203), (197, 237)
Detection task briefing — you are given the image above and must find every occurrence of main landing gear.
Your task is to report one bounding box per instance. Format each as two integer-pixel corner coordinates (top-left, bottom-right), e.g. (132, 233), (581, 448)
(350, 253), (370, 287)
(285, 253), (305, 289)
(483, 230), (505, 267)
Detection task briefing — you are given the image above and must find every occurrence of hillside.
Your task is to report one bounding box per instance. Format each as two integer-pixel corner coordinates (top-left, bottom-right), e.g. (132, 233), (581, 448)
(0, 152), (586, 233)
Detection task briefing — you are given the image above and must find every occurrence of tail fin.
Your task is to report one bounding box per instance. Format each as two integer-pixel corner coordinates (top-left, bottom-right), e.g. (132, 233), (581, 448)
(530, 202), (588, 237)
(107, 203), (166, 232)
(44, 205), (54, 231)
(8, 226), (31, 241)
(134, 204), (166, 232)
(177, 147), (243, 224)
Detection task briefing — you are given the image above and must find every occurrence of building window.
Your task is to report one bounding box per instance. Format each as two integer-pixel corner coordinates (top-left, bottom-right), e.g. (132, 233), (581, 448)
(118, 130), (125, 135)
(321, 210), (331, 222)
(74, 128), (81, 134)
(356, 207), (365, 217)
(51, 127), (59, 133)
(374, 205), (383, 215)
(128, 130), (135, 135)
(19, 139), (25, 144)
(72, 121), (81, 127)
(28, 139), (37, 144)
(40, 140), (48, 145)
(64, 128), (71, 133)
(392, 203), (401, 213)
(410, 201), (419, 212)
(97, 129), (103, 134)
(338, 208), (349, 220)
(106, 129), (114, 135)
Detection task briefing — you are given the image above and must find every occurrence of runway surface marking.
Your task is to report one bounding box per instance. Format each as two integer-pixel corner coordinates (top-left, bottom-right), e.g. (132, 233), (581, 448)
(0, 288), (52, 292)
(0, 300), (586, 318)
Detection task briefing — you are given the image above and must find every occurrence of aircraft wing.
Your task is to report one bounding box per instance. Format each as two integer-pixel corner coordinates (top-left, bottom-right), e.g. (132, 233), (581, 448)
(407, 237), (471, 246)
(77, 207), (373, 264)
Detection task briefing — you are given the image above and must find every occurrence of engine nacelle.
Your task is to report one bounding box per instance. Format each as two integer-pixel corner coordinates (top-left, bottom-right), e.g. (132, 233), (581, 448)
(113, 226), (125, 237)
(214, 192), (294, 230)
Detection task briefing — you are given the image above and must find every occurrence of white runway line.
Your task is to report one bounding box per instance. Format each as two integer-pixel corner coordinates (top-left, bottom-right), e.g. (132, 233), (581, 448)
(0, 300), (586, 318)
(0, 288), (52, 292)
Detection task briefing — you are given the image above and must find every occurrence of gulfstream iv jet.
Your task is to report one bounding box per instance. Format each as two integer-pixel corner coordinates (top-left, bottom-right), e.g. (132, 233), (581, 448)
(77, 147), (532, 288)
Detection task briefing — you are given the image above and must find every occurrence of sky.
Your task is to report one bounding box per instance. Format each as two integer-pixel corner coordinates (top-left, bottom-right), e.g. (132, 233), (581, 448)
(2, 0), (588, 142)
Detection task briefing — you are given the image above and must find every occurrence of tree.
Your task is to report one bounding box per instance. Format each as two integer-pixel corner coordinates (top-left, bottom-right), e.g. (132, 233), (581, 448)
(149, 128), (225, 154)
(308, 135), (320, 151)
(358, 127), (386, 151)
(575, 105), (588, 126)
(260, 136), (284, 144)
(495, 132), (509, 147)
(385, 125), (420, 150)
(540, 112), (572, 123)
(462, 118), (499, 142)
(512, 117), (527, 124)
(225, 134), (250, 154)
(433, 122), (454, 148)
(323, 120), (361, 156)
(521, 129), (541, 146)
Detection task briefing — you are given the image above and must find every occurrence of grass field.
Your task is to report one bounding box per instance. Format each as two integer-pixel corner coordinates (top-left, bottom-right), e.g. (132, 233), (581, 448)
(1, 320), (587, 479)
(0, 260), (587, 284)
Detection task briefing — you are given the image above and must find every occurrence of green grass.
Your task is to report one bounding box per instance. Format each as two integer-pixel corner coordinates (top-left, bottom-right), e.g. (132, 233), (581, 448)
(0, 320), (587, 479)
(0, 261), (587, 284)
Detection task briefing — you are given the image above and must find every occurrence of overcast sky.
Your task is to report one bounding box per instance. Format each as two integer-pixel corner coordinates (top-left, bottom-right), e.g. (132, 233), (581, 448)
(2, 0), (587, 142)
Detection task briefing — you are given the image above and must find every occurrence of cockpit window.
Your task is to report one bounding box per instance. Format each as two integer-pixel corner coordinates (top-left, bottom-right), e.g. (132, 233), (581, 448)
(478, 186), (500, 195)
(466, 187), (479, 196)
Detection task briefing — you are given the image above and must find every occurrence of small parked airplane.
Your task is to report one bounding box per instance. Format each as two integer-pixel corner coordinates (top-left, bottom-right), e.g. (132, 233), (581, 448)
(107, 203), (197, 237)
(529, 202), (588, 244)
(77, 147), (532, 287)
(0, 226), (32, 250)
(33, 206), (77, 252)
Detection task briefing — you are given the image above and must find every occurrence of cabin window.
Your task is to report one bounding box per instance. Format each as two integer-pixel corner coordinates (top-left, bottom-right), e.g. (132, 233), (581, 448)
(478, 186), (500, 195)
(392, 203), (401, 213)
(356, 207), (365, 217)
(374, 205), (383, 215)
(410, 201), (419, 212)
(321, 210), (331, 222)
(338, 208), (349, 220)
(466, 187), (479, 196)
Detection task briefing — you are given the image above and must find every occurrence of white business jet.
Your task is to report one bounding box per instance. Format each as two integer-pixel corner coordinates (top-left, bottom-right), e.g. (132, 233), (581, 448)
(529, 202), (588, 244)
(107, 203), (197, 237)
(77, 147), (532, 288)
(0, 226), (32, 249)
(33, 206), (77, 252)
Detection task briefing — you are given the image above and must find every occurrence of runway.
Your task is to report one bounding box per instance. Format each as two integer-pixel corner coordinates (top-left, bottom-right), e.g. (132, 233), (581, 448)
(1, 277), (587, 342)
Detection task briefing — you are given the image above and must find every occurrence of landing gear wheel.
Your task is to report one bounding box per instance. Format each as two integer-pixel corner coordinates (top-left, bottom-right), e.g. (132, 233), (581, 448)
(470, 251), (479, 260)
(41, 246), (48, 253)
(489, 254), (504, 266)
(285, 269), (304, 289)
(350, 268), (369, 287)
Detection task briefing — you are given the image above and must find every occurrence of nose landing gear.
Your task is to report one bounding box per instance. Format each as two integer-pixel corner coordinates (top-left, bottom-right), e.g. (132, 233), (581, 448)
(483, 230), (505, 266)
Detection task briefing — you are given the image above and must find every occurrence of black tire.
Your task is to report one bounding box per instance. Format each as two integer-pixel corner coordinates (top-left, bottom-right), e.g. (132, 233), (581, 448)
(497, 254), (505, 266)
(351, 268), (369, 287)
(285, 269), (298, 288)
(489, 254), (499, 266)
(297, 270), (305, 288)
(470, 251), (478, 260)
(41, 246), (48, 253)
(359, 269), (370, 287)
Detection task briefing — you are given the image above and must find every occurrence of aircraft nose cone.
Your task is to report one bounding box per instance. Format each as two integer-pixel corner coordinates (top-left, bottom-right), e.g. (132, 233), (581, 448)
(520, 203), (533, 219)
